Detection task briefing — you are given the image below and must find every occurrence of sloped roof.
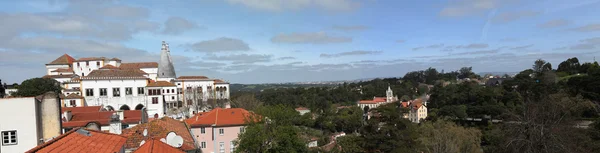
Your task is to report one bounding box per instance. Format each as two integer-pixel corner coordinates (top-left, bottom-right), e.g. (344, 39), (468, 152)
(133, 139), (185, 153)
(43, 74), (77, 79)
(83, 69), (147, 80)
(99, 64), (119, 69)
(51, 68), (74, 72)
(358, 97), (387, 104)
(147, 81), (176, 87)
(47, 54), (75, 65)
(25, 128), (127, 153)
(76, 57), (107, 62)
(176, 76), (209, 80)
(185, 108), (252, 127)
(62, 106), (102, 113)
(120, 62), (159, 69)
(214, 79), (228, 84)
(121, 117), (196, 151)
(110, 58), (122, 61)
(63, 110), (143, 128)
(64, 93), (83, 99)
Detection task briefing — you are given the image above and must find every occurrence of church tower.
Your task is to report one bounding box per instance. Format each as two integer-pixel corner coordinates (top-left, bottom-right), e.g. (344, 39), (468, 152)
(157, 41), (177, 82)
(386, 86), (393, 102)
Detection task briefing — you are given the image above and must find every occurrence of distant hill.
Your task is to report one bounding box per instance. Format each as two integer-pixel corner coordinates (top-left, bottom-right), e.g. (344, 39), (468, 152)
(477, 72), (518, 77)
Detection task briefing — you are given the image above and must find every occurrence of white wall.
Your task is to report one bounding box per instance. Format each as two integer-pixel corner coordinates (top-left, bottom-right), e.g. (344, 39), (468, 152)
(0, 97), (41, 153)
(174, 80), (215, 101)
(45, 65), (70, 75)
(140, 68), (157, 81)
(73, 60), (105, 77)
(81, 79), (147, 110)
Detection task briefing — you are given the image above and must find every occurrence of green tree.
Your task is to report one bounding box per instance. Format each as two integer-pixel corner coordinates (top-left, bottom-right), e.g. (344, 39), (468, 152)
(333, 106), (363, 134)
(557, 57), (581, 75)
(235, 105), (307, 153)
(418, 120), (483, 153)
(231, 93), (263, 111)
(14, 78), (61, 97)
(336, 135), (364, 153)
(359, 103), (421, 153)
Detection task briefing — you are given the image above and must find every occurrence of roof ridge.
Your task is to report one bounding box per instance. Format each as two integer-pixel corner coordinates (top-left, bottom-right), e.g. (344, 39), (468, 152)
(214, 108), (219, 125)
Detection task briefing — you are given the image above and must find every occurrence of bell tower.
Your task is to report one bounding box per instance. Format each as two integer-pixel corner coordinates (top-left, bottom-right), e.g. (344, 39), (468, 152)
(386, 86), (393, 102)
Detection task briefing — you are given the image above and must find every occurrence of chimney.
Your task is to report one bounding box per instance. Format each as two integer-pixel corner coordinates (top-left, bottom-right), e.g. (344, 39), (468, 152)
(63, 111), (72, 122)
(225, 102), (231, 109)
(116, 110), (124, 121)
(109, 113), (122, 134)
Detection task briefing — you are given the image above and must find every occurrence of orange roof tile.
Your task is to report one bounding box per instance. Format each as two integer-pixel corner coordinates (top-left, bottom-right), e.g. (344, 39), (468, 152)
(214, 79), (228, 84)
(401, 102), (409, 108)
(62, 106), (102, 113)
(25, 128), (127, 153)
(99, 64), (119, 69)
(147, 81), (176, 87)
(177, 76), (209, 80)
(63, 110), (143, 128)
(121, 117), (197, 151)
(83, 69), (147, 79)
(358, 97), (388, 104)
(185, 108), (252, 127)
(47, 54), (75, 65)
(133, 139), (185, 153)
(43, 74), (77, 79)
(64, 93), (83, 99)
(76, 57), (107, 61)
(51, 68), (74, 72)
(120, 62), (159, 69)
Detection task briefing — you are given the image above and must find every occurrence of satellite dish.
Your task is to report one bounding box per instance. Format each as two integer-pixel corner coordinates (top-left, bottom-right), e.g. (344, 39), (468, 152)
(139, 140), (146, 147)
(143, 129), (148, 137)
(166, 132), (177, 141)
(169, 136), (184, 148)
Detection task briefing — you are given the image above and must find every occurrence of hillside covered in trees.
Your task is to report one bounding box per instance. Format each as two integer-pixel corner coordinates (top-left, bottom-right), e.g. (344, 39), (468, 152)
(231, 57), (600, 153)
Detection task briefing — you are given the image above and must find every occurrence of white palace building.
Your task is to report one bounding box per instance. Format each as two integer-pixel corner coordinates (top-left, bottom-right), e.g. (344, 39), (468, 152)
(43, 41), (230, 118)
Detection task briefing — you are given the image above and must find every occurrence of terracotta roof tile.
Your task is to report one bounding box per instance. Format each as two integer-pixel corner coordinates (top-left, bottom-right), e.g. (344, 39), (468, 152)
(76, 57), (107, 62)
(214, 79), (228, 84)
(133, 139), (185, 153)
(62, 106), (102, 113)
(43, 74), (77, 79)
(147, 81), (176, 87)
(99, 64), (119, 69)
(185, 108), (252, 127)
(121, 117), (197, 151)
(64, 93), (83, 99)
(358, 97), (388, 104)
(47, 54), (75, 65)
(176, 76), (209, 80)
(51, 68), (74, 72)
(83, 69), (147, 80)
(120, 62), (159, 69)
(25, 128), (127, 153)
(63, 110), (143, 128)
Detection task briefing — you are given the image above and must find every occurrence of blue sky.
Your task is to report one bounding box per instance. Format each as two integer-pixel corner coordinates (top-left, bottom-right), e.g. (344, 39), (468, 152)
(1, 0), (600, 84)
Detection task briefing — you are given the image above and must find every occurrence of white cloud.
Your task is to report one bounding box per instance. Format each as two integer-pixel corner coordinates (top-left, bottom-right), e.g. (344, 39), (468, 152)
(320, 50), (382, 58)
(271, 32), (352, 44)
(493, 10), (540, 23)
(204, 54), (272, 64)
(225, 0), (360, 12)
(571, 24), (600, 32)
(161, 17), (200, 35)
(186, 37), (250, 52)
(440, 0), (501, 17)
(331, 25), (369, 31)
(537, 19), (569, 28)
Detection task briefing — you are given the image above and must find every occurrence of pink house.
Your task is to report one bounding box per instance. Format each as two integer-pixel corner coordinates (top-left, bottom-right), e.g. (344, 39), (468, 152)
(185, 108), (252, 153)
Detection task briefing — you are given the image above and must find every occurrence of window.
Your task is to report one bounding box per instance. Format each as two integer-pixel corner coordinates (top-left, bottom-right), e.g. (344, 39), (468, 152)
(85, 88), (94, 96)
(2, 130), (17, 145)
(113, 88), (120, 97)
(187, 100), (192, 106)
(240, 127), (245, 133)
(201, 142), (206, 148)
(219, 128), (224, 135)
(138, 87), (145, 95)
(152, 97), (158, 104)
(219, 142), (225, 153)
(96, 61), (100, 66)
(201, 127), (205, 134)
(99, 88), (107, 96)
(125, 87), (132, 95)
(197, 87), (202, 93)
(77, 62), (80, 67)
(86, 61), (89, 66)
(166, 89), (170, 93)
(231, 141), (235, 152)
(177, 83), (181, 85)
(148, 89), (162, 96)
(171, 89), (175, 93)
(69, 100), (76, 106)
(177, 88), (182, 94)
(171, 96), (174, 100)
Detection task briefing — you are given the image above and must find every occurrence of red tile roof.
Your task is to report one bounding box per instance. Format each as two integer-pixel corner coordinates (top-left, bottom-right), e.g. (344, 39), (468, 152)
(99, 64), (119, 69)
(83, 69), (147, 80)
(358, 97), (388, 104)
(176, 76), (209, 80)
(47, 54), (75, 65)
(120, 62), (159, 69)
(185, 108), (252, 127)
(62, 106), (102, 113)
(133, 139), (185, 153)
(412, 99), (424, 109)
(214, 79), (228, 84)
(25, 128), (127, 153)
(64, 93), (83, 99)
(76, 57), (107, 62)
(121, 117), (197, 151)
(63, 110), (143, 128)
(401, 102), (409, 108)
(51, 68), (74, 72)
(43, 74), (77, 79)
(147, 81), (176, 87)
